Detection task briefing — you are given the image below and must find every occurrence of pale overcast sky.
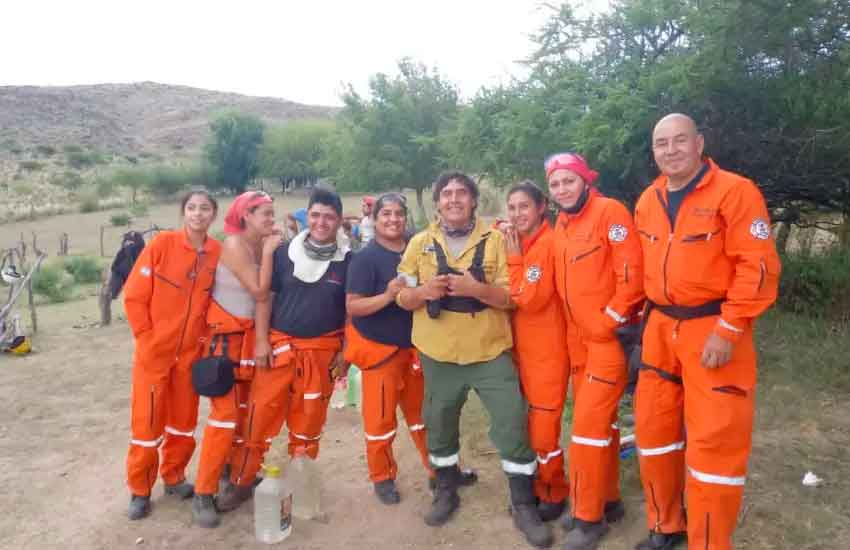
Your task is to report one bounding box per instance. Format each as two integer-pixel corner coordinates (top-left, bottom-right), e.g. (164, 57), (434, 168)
(1, 0), (609, 106)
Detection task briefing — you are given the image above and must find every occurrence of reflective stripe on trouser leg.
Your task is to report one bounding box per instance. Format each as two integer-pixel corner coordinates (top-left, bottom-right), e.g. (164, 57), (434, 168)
(234, 365), (293, 487)
(362, 359), (402, 482)
(196, 387), (240, 495)
(159, 361), (200, 485)
(127, 362), (169, 497)
(287, 348), (336, 460)
(569, 339), (626, 523)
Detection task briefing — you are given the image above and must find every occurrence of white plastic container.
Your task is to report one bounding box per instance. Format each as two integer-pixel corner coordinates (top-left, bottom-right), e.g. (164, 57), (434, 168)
(254, 465), (292, 544)
(288, 451), (322, 520)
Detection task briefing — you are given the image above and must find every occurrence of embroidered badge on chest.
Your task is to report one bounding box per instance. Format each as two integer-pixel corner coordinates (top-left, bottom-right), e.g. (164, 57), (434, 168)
(608, 224), (628, 242)
(749, 219), (770, 240)
(525, 265), (542, 282)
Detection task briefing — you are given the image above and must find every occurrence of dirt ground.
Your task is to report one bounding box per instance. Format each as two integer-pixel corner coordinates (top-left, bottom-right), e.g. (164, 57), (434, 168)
(3, 296), (849, 550)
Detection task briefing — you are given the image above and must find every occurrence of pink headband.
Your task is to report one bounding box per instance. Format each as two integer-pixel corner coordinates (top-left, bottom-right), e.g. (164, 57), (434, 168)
(544, 152), (599, 184)
(223, 191), (273, 235)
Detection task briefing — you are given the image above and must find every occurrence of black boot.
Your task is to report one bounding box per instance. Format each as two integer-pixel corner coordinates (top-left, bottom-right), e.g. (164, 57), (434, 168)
(508, 474), (554, 548)
(538, 499), (567, 522)
(128, 495), (151, 520)
(428, 468), (478, 492)
(374, 479), (401, 505)
(634, 531), (687, 549)
(424, 466), (460, 527)
(192, 494), (220, 528)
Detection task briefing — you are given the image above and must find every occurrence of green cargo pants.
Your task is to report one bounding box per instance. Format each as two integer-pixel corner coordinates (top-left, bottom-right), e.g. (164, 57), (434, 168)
(421, 351), (537, 475)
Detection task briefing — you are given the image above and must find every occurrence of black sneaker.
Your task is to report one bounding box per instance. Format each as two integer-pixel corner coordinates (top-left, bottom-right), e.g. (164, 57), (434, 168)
(374, 479), (401, 505)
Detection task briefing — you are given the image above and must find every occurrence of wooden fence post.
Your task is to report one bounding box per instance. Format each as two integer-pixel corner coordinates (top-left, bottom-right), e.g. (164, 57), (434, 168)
(99, 268), (112, 326)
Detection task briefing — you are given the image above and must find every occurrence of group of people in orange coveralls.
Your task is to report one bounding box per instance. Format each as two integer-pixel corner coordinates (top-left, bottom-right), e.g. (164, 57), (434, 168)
(121, 112), (780, 550)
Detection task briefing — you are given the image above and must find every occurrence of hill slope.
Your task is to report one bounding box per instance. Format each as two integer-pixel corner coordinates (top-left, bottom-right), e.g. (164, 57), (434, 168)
(0, 81), (336, 155)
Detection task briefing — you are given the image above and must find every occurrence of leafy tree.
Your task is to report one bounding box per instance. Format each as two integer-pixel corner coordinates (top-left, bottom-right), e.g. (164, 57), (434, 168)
(204, 111), (265, 193)
(259, 119), (335, 191)
(326, 59), (460, 218)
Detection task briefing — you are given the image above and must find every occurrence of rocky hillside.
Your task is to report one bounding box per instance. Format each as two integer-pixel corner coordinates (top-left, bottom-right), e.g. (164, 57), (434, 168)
(0, 81), (335, 155)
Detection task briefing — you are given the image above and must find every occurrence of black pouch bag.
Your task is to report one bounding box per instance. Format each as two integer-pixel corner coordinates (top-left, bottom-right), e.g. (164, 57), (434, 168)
(191, 334), (236, 397)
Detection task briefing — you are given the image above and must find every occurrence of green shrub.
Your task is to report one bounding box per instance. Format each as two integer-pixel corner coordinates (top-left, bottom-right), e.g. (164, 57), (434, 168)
(63, 144), (83, 154)
(35, 145), (57, 156)
(33, 264), (75, 303)
(50, 171), (85, 190)
(110, 212), (132, 226)
(130, 202), (150, 217)
(778, 243), (850, 321)
(66, 150), (106, 169)
(63, 256), (103, 284)
(19, 160), (44, 171)
(94, 177), (117, 196)
(79, 193), (100, 213)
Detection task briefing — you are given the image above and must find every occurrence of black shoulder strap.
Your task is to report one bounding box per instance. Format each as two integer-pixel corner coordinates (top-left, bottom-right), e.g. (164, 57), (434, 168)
(432, 239), (450, 274)
(470, 233), (490, 270)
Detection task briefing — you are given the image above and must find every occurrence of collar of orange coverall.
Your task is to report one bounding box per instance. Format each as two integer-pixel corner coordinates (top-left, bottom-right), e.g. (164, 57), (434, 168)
(656, 157), (718, 199)
(520, 221), (548, 256)
(179, 227), (214, 254)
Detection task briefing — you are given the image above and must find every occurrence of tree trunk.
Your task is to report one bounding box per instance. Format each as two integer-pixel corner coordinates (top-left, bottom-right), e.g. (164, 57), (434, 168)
(774, 222), (791, 255)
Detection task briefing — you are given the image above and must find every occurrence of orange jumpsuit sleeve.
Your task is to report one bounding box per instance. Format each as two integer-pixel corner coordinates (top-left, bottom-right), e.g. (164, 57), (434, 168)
(122, 235), (162, 337)
(714, 180), (781, 342)
(508, 237), (556, 313)
(601, 201), (645, 329)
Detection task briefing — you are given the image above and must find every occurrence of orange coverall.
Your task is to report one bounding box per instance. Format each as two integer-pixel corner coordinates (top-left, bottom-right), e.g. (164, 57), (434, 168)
(194, 300), (256, 496)
(552, 190), (644, 523)
(229, 328), (342, 488)
(124, 230), (221, 497)
(508, 222), (570, 505)
(344, 323), (431, 483)
(633, 158), (780, 549)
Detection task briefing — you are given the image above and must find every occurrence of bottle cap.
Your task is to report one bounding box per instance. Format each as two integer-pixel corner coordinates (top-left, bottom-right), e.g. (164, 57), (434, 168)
(261, 464), (281, 478)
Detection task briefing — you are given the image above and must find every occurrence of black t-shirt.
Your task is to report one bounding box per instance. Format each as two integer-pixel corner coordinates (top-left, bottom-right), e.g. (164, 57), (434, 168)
(666, 162), (709, 230)
(346, 240), (413, 348)
(269, 242), (350, 338)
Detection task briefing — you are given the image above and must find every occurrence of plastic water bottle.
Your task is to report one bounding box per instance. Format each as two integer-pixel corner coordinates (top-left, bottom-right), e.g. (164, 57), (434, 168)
(331, 378), (347, 409)
(254, 464), (292, 544)
(288, 449), (322, 520)
(346, 365), (361, 410)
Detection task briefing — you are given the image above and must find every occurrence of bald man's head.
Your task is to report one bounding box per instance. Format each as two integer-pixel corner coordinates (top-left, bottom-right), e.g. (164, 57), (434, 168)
(652, 113), (705, 189)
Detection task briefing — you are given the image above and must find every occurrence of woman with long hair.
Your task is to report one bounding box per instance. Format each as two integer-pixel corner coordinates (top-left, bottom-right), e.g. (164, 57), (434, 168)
(124, 189), (221, 521)
(499, 181), (570, 522)
(344, 193), (432, 504)
(192, 191), (282, 527)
